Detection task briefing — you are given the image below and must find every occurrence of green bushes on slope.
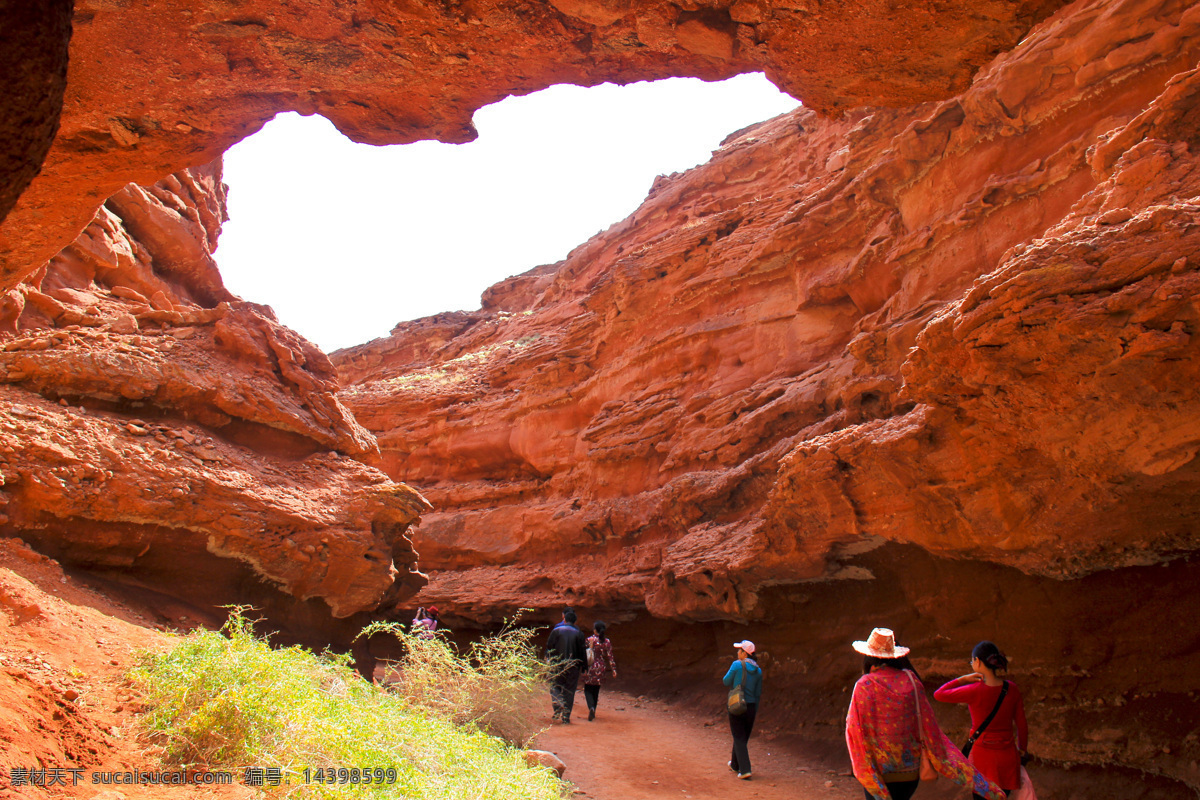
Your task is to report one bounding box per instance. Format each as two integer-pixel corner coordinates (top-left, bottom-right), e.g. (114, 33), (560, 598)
(130, 610), (563, 799)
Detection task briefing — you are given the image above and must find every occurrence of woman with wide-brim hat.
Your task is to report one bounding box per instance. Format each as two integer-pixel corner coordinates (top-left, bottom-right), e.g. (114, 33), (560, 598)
(845, 627), (1005, 800)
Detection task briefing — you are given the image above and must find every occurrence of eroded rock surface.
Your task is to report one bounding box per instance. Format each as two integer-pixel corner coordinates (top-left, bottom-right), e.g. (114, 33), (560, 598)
(340, 0), (1200, 618)
(0, 162), (430, 628)
(0, 0), (1197, 791)
(335, 0), (1200, 788)
(0, 0), (1066, 291)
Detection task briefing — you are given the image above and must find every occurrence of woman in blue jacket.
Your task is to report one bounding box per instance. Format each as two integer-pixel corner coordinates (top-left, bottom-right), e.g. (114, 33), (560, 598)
(724, 640), (763, 780)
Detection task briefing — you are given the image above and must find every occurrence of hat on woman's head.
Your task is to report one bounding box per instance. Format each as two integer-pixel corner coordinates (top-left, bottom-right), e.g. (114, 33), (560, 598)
(733, 640), (755, 655)
(426, 605), (439, 616)
(852, 628), (909, 658)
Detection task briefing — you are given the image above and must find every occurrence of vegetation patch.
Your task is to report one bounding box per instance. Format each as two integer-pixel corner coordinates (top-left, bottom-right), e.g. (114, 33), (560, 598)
(130, 610), (564, 799)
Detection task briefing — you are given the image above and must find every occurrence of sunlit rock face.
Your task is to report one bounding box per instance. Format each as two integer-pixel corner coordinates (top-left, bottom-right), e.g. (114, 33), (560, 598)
(0, 0), (1066, 292)
(336, 0), (1200, 788)
(339, 0), (1200, 618)
(0, 0), (1197, 790)
(0, 162), (430, 630)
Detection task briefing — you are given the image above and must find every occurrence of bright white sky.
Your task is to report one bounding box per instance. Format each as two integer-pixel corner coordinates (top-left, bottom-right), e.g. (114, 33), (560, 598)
(216, 74), (799, 352)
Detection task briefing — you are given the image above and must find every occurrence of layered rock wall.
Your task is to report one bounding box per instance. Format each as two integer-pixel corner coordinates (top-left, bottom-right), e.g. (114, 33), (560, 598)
(0, 162), (429, 639)
(335, 0), (1200, 789)
(340, 0), (1200, 617)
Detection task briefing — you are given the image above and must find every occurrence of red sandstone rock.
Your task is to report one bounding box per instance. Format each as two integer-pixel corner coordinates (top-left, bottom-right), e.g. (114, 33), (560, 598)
(333, 2), (1200, 785)
(523, 748), (567, 777)
(0, 391), (426, 618)
(0, 1), (71, 225)
(0, 0), (1065, 292)
(0, 0), (1196, 791)
(0, 162), (431, 625)
(339, 0), (1200, 621)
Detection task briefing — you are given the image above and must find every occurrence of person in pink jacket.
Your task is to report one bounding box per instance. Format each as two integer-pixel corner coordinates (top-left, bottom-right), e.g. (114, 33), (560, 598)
(412, 605), (439, 638)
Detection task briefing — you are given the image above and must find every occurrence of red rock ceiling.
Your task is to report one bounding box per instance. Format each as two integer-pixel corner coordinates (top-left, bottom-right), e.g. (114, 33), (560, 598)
(0, 0), (1066, 291)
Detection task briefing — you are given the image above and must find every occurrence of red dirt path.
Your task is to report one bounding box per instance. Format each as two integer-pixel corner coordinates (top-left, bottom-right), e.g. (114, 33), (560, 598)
(535, 689), (866, 800)
(0, 535), (1021, 800)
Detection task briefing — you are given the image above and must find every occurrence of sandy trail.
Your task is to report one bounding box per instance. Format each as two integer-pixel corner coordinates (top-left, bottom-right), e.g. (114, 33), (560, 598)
(534, 689), (865, 800)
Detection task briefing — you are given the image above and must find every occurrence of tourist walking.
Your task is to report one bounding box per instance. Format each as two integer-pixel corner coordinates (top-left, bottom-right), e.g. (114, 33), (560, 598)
(934, 641), (1029, 799)
(723, 640), (762, 780)
(545, 607), (588, 723)
(845, 627), (1005, 800)
(582, 621), (618, 721)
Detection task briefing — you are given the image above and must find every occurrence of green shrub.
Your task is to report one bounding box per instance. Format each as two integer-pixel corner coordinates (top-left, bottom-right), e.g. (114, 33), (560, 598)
(129, 610), (563, 799)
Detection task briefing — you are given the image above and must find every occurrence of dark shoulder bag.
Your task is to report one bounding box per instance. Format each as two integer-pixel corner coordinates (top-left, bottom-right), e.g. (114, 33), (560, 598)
(962, 680), (1009, 757)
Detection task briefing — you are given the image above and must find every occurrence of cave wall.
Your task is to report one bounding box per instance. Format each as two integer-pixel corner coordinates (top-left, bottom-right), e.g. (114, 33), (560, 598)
(0, 0), (72, 224)
(538, 545), (1198, 798)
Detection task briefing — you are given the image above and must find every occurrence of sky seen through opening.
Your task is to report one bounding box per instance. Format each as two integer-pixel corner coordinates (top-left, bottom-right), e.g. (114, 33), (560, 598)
(216, 75), (801, 353)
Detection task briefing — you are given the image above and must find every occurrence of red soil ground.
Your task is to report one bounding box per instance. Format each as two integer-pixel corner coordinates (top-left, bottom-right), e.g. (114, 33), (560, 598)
(536, 689), (865, 800)
(0, 537), (250, 800)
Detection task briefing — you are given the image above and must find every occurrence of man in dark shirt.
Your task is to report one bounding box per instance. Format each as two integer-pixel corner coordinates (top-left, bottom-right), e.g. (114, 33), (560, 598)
(545, 607), (588, 723)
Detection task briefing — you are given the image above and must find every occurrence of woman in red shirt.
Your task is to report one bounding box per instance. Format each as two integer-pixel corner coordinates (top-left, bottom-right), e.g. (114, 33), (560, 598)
(934, 641), (1028, 798)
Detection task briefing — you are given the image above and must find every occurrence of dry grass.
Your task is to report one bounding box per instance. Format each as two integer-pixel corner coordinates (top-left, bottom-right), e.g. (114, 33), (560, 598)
(365, 616), (557, 748)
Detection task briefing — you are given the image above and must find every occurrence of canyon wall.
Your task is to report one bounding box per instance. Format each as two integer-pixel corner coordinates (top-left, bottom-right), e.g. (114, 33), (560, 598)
(334, 0), (1200, 790)
(0, 162), (430, 643)
(0, 0), (1070, 653)
(0, 0), (1197, 793)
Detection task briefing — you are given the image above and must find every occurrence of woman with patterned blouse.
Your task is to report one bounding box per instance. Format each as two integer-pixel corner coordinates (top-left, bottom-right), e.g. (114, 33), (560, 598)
(582, 621), (617, 721)
(845, 628), (1005, 800)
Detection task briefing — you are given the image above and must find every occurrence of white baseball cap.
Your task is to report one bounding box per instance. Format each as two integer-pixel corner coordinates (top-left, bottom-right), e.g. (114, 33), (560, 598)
(734, 640), (755, 655)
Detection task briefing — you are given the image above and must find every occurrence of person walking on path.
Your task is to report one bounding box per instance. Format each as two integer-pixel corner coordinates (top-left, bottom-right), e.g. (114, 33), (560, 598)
(582, 621), (618, 721)
(723, 640), (763, 780)
(934, 641), (1029, 799)
(845, 627), (1005, 800)
(545, 607), (589, 724)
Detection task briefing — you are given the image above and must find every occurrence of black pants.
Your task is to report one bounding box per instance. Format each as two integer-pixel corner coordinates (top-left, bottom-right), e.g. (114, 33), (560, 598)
(729, 702), (757, 775)
(550, 666), (581, 720)
(583, 683), (601, 713)
(865, 780), (918, 800)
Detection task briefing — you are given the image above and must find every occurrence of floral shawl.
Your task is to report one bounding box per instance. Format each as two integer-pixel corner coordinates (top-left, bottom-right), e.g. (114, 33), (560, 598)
(846, 668), (1004, 800)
